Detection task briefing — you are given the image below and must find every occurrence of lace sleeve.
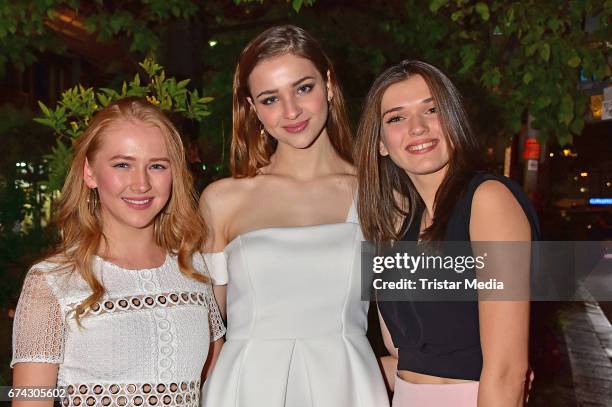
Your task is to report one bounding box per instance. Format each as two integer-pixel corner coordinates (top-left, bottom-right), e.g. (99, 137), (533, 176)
(202, 252), (228, 285)
(11, 269), (66, 367)
(205, 287), (226, 342)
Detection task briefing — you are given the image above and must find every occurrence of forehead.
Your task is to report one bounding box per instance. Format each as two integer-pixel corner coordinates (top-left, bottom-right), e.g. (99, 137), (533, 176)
(248, 53), (322, 92)
(95, 120), (168, 157)
(380, 75), (432, 113)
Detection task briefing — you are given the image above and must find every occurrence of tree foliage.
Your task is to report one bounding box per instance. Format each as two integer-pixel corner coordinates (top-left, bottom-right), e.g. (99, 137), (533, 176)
(1, 0), (610, 147)
(424, 0), (610, 145)
(34, 58), (213, 191)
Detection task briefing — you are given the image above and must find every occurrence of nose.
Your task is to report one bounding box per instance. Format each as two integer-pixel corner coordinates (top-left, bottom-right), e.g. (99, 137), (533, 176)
(409, 116), (427, 137)
(282, 96), (302, 120)
(131, 167), (152, 193)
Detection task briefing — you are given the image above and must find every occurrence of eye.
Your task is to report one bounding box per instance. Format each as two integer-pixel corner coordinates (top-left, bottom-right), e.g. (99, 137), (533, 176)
(385, 115), (403, 124)
(297, 83), (314, 94)
(150, 163), (167, 170)
(113, 162), (129, 168)
(260, 96), (278, 106)
(425, 106), (438, 114)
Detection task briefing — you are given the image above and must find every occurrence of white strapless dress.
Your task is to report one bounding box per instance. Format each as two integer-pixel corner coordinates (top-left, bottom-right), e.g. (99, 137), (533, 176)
(201, 203), (389, 407)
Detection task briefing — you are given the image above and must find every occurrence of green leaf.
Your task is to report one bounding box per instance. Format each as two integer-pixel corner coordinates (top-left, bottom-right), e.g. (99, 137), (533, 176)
(199, 96), (214, 103)
(557, 131), (573, 147)
(451, 11), (463, 21)
(506, 7), (515, 24)
(534, 96), (552, 109)
(429, 0), (449, 13)
(37, 101), (51, 117)
(558, 94), (574, 126)
(570, 117), (584, 134)
(567, 55), (581, 68)
(539, 43), (550, 62)
(547, 18), (562, 32)
(459, 45), (478, 74)
(526, 44), (539, 57)
(523, 72), (533, 84)
(33, 117), (55, 128)
(292, 0), (303, 12)
(475, 3), (489, 21)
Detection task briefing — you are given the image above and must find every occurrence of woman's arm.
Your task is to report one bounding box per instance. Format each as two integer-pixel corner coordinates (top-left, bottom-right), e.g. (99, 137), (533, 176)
(12, 363), (59, 407)
(377, 307), (398, 392)
(470, 180), (531, 407)
(202, 338), (224, 382)
(11, 270), (65, 407)
(199, 179), (236, 321)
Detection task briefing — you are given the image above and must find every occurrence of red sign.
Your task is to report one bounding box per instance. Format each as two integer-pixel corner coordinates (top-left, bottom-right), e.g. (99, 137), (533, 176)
(523, 138), (541, 160)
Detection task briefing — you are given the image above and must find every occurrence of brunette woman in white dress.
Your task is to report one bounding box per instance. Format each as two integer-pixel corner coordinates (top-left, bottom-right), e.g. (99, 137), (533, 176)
(11, 97), (224, 407)
(200, 26), (389, 407)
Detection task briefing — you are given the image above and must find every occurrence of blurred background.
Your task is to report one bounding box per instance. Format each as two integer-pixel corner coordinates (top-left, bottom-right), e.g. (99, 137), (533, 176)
(0, 1), (610, 405)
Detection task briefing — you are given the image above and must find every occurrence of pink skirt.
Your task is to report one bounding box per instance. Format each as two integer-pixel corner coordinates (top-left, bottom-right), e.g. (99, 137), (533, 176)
(392, 375), (479, 407)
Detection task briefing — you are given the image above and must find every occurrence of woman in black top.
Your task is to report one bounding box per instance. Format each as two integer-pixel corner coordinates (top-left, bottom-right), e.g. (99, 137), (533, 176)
(355, 60), (537, 406)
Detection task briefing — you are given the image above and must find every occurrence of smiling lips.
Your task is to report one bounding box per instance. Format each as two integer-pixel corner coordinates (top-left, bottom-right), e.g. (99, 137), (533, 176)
(406, 139), (438, 154)
(122, 197), (154, 209)
(282, 119), (309, 133)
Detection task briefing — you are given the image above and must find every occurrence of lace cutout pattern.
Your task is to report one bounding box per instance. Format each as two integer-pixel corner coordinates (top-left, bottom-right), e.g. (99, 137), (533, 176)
(205, 289), (225, 341)
(61, 380), (200, 406)
(12, 269), (65, 366)
(67, 291), (209, 317)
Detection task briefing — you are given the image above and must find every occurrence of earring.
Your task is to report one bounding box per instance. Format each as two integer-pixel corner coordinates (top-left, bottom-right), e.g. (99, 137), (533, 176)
(260, 126), (267, 140)
(327, 94), (333, 102)
(87, 188), (98, 214)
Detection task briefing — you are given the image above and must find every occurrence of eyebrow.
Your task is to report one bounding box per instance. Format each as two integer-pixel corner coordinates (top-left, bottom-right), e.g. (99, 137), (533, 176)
(382, 97), (434, 117)
(255, 76), (316, 99)
(109, 155), (171, 162)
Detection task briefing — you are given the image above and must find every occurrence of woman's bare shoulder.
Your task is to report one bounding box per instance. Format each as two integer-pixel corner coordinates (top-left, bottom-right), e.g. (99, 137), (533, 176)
(199, 177), (258, 225)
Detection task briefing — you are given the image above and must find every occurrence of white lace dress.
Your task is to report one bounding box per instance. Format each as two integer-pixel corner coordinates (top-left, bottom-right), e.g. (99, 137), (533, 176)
(11, 253), (225, 407)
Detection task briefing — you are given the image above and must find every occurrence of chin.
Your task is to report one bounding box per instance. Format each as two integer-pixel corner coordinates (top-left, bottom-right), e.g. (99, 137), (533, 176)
(401, 160), (449, 176)
(121, 214), (160, 230)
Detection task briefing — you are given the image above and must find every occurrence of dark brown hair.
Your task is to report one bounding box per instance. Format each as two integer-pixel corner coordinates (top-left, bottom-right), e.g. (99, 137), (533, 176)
(355, 60), (482, 242)
(230, 25), (353, 177)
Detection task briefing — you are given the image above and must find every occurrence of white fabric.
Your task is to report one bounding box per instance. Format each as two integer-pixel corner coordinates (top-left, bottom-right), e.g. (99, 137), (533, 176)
(12, 253), (225, 406)
(202, 201), (389, 407)
(202, 252), (228, 285)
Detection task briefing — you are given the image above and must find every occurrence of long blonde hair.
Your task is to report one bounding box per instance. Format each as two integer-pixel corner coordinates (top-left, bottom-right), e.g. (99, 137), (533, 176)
(49, 97), (208, 322)
(230, 25), (353, 177)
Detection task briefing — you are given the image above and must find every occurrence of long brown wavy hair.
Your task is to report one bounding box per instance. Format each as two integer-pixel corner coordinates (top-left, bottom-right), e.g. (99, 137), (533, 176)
(48, 97), (208, 322)
(230, 25), (353, 177)
(355, 60), (482, 242)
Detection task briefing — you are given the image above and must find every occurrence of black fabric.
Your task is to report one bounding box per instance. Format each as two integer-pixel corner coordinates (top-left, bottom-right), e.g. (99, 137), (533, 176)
(377, 172), (539, 381)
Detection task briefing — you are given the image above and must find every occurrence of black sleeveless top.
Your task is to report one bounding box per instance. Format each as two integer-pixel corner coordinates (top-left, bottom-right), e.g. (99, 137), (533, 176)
(377, 172), (539, 380)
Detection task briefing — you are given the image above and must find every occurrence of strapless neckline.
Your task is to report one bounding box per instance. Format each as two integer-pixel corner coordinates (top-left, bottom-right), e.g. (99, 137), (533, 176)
(224, 221), (357, 252)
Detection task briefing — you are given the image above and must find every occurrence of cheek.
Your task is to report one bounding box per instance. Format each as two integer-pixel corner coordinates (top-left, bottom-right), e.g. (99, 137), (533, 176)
(153, 170), (173, 196)
(382, 126), (405, 149)
(305, 91), (327, 115)
(257, 107), (280, 127)
(95, 170), (126, 195)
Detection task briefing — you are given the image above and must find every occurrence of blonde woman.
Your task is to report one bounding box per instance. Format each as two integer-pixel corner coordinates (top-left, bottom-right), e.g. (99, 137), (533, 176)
(11, 97), (224, 407)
